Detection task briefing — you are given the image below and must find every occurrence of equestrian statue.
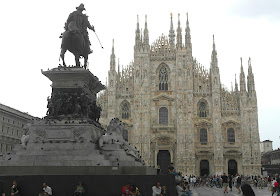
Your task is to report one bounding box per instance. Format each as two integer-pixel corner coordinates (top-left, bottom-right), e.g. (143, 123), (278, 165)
(60, 4), (95, 69)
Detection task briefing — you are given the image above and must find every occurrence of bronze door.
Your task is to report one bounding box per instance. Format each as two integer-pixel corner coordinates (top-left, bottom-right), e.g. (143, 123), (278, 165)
(157, 150), (171, 174)
(228, 160), (237, 176)
(200, 160), (209, 176)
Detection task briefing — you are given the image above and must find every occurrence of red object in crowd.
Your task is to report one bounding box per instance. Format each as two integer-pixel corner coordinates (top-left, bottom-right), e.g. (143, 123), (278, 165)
(122, 185), (132, 195)
(275, 182), (279, 188)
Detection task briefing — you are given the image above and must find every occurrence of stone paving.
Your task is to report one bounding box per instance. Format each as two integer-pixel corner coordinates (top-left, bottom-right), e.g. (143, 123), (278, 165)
(191, 186), (273, 196)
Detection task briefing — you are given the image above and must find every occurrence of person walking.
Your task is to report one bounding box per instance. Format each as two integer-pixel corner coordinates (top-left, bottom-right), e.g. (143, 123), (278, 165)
(235, 174), (242, 194)
(276, 174), (280, 196)
(272, 178), (278, 196)
(268, 176), (272, 191)
(221, 173), (228, 193)
(228, 175), (233, 192)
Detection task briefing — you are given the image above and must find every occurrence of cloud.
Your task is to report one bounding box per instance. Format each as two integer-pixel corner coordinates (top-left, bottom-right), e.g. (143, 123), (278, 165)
(229, 0), (280, 21)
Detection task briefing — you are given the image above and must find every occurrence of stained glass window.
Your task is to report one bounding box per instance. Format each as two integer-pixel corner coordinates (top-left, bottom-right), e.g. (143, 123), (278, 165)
(159, 67), (168, 90)
(159, 107), (168, 124)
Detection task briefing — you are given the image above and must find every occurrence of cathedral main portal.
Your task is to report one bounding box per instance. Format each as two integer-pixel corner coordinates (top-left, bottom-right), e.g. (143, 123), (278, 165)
(200, 160), (210, 176)
(228, 159), (238, 176)
(157, 150), (171, 174)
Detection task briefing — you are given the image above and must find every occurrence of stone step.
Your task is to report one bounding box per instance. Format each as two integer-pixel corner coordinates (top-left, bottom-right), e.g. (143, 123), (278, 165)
(16, 149), (101, 156)
(26, 143), (99, 151)
(0, 159), (111, 166)
(5, 154), (107, 161)
(111, 161), (143, 167)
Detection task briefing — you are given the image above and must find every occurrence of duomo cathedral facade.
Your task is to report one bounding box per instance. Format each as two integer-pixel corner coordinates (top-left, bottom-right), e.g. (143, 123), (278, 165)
(98, 14), (261, 176)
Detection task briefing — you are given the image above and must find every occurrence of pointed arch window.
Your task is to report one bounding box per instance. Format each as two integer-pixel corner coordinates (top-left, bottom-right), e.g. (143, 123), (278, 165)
(121, 102), (130, 119)
(198, 101), (207, 117)
(159, 107), (168, 125)
(227, 128), (235, 142)
(159, 67), (168, 90)
(200, 129), (208, 144)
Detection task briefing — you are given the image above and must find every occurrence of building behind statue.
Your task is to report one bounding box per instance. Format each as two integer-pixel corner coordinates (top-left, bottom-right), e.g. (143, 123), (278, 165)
(98, 14), (261, 176)
(0, 103), (34, 154)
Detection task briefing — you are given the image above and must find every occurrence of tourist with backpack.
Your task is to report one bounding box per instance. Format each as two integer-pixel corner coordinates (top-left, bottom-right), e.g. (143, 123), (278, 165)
(272, 178), (279, 196)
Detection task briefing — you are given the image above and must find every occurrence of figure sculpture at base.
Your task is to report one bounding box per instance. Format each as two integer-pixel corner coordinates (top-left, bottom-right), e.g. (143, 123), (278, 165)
(98, 118), (144, 164)
(20, 123), (31, 148)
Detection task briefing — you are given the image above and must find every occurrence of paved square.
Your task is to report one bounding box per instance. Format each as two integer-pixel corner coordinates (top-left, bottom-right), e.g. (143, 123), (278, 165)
(192, 186), (272, 196)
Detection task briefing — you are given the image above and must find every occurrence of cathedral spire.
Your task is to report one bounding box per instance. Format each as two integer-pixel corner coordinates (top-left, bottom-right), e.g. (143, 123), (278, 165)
(248, 57), (253, 74)
(143, 15), (149, 50)
(169, 13), (175, 48)
(247, 57), (255, 93)
(134, 15), (141, 51)
(141, 28), (143, 45)
(110, 39), (116, 71)
(118, 58), (120, 74)
(210, 35), (220, 88)
(211, 35), (218, 69)
(176, 13), (182, 49)
(240, 57), (246, 92)
(235, 74), (239, 92)
(185, 13), (192, 54)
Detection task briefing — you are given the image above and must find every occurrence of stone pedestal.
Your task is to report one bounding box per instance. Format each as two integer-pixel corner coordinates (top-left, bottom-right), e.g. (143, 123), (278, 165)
(0, 122), (110, 166)
(0, 67), (150, 174)
(42, 67), (105, 121)
(42, 66), (105, 100)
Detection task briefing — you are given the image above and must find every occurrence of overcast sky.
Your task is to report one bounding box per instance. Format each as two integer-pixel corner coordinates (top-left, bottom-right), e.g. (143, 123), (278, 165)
(0, 0), (279, 149)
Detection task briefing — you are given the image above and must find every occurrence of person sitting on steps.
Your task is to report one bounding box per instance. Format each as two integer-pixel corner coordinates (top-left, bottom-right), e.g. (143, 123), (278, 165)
(74, 182), (85, 196)
(38, 183), (52, 196)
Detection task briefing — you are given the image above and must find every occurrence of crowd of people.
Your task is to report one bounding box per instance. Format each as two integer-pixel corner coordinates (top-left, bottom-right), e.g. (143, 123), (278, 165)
(157, 163), (280, 196)
(1, 172), (279, 196)
(0, 181), (87, 196)
(0, 180), (21, 196)
(179, 172), (280, 196)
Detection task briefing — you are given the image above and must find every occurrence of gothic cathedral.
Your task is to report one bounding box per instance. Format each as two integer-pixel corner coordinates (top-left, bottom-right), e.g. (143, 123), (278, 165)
(98, 14), (261, 176)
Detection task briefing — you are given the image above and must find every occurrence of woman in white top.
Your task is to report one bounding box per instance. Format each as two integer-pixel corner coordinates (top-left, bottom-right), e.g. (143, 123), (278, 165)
(152, 182), (162, 196)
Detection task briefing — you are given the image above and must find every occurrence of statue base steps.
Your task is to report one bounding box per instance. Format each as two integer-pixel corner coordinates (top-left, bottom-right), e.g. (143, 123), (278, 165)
(0, 120), (147, 173)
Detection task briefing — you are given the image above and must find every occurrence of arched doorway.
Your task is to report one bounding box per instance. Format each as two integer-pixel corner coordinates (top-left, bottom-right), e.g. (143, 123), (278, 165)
(228, 159), (238, 176)
(200, 160), (209, 176)
(157, 150), (171, 175)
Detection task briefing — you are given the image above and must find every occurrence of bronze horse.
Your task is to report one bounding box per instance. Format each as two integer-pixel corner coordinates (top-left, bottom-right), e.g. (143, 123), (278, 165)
(60, 31), (88, 69)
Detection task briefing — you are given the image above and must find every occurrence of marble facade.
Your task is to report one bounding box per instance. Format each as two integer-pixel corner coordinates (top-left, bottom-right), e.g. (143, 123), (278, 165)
(98, 14), (261, 176)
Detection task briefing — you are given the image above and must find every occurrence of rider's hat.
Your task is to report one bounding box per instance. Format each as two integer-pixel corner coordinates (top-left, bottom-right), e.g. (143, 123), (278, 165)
(76, 4), (86, 11)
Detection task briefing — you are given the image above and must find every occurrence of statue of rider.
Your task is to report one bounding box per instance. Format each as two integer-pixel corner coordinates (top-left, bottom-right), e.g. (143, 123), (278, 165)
(64, 4), (95, 54)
